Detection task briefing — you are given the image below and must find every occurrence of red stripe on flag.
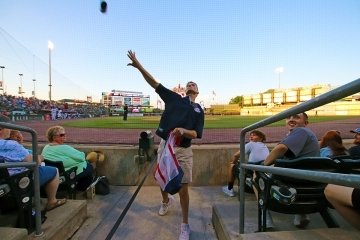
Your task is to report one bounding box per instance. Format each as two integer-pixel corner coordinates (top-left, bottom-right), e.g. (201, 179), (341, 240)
(156, 164), (166, 183)
(167, 143), (180, 168)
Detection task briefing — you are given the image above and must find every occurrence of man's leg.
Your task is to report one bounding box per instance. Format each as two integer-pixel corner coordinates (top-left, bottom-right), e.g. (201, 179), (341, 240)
(178, 184), (191, 240)
(178, 183), (189, 223)
(325, 184), (360, 230)
(158, 187), (174, 216)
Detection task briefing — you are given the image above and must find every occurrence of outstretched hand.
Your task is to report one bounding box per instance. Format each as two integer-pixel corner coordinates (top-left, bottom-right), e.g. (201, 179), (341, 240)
(126, 50), (160, 89)
(127, 50), (141, 68)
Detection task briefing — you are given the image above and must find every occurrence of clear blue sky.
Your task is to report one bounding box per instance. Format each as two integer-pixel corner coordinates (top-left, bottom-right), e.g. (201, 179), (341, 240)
(0, 1), (359, 106)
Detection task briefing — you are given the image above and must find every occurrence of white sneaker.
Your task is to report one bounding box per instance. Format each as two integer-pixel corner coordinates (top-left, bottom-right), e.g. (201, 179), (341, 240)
(265, 211), (274, 229)
(158, 195), (174, 216)
(293, 214), (310, 228)
(222, 186), (235, 197)
(179, 223), (190, 240)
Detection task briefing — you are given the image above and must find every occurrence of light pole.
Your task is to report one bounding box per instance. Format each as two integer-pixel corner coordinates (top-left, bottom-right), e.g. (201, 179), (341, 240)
(18, 73), (25, 96)
(0, 66), (4, 94)
(48, 41), (54, 101)
(275, 66), (284, 89)
(32, 79), (36, 98)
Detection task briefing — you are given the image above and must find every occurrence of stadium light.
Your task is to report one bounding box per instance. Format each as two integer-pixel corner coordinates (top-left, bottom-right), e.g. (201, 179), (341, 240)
(32, 79), (36, 98)
(48, 41), (54, 101)
(275, 66), (284, 89)
(18, 73), (24, 95)
(0, 66), (4, 94)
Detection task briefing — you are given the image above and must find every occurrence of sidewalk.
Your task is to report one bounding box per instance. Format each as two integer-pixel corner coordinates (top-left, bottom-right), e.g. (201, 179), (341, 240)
(71, 186), (220, 240)
(71, 186), (360, 240)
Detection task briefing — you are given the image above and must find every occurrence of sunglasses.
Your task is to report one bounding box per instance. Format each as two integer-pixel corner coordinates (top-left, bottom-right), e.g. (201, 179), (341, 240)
(57, 133), (66, 137)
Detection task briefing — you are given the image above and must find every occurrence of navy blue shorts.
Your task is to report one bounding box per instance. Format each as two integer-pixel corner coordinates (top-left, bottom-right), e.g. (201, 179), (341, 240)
(352, 188), (360, 210)
(38, 166), (57, 186)
(233, 160), (264, 177)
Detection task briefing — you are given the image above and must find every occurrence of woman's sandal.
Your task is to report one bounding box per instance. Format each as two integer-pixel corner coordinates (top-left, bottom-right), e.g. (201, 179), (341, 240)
(46, 198), (67, 211)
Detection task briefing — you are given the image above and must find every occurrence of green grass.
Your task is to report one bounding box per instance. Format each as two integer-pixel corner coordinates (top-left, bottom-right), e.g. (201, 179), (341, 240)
(62, 115), (359, 129)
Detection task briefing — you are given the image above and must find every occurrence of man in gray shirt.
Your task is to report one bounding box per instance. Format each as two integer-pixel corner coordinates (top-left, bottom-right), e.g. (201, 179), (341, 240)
(263, 112), (320, 228)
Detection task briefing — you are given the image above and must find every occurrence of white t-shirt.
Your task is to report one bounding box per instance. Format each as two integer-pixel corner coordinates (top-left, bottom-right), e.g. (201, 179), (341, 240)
(245, 141), (269, 163)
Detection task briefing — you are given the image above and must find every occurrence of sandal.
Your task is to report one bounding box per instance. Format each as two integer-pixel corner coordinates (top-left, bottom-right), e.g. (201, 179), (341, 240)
(46, 198), (67, 211)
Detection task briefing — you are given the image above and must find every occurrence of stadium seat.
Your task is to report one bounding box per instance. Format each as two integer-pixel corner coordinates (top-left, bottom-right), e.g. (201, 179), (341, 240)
(43, 159), (77, 199)
(252, 157), (343, 232)
(0, 162), (35, 231)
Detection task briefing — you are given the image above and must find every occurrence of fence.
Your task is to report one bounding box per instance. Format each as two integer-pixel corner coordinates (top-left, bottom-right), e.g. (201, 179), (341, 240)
(238, 77), (360, 233)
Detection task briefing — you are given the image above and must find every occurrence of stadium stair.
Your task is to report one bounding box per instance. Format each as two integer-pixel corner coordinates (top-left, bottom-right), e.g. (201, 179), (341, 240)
(1, 199), (87, 240)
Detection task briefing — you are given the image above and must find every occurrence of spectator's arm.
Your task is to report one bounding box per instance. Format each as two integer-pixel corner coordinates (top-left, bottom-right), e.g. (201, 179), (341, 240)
(264, 143), (288, 166)
(231, 150), (241, 164)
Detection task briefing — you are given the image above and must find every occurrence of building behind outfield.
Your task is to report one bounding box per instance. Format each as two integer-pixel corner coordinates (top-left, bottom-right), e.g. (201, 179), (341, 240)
(210, 84), (360, 116)
(101, 85), (186, 109)
(101, 90), (150, 107)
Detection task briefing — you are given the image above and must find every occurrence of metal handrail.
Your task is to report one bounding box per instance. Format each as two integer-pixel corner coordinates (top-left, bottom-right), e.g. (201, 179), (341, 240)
(238, 77), (360, 233)
(0, 121), (43, 236)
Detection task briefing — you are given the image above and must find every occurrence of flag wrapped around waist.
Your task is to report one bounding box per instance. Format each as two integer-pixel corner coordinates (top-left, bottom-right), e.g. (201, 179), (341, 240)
(154, 132), (184, 194)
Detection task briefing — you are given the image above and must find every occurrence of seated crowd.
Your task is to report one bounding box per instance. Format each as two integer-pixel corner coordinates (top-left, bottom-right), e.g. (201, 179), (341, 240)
(222, 112), (360, 231)
(1, 108), (359, 232)
(0, 93), (108, 119)
(0, 114), (98, 229)
(0, 114), (66, 211)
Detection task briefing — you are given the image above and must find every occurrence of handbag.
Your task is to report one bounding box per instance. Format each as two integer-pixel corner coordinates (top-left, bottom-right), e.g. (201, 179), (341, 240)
(91, 176), (110, 195)
(154, 133), (184, 195)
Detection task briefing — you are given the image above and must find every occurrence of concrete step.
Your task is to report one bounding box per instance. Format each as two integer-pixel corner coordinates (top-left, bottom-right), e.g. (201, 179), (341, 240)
(0, 199), (87, 240)
(0, 227), (27, 240)
(239, 228), (360, 240)
(28, 199), (87, 240)
(212, 190), (360, 240)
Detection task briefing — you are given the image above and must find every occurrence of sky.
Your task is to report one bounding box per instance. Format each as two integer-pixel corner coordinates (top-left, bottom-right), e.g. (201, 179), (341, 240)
(0, 1), (359, 107)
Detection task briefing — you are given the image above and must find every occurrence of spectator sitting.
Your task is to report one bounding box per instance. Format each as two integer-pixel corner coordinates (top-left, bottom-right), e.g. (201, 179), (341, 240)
(256, 112), (320, 229)
(349, 128), (360, 158)
(222, 130), (269, 197)
(319, 130), (348, 157)
(42, 126), (94, 191)
(7, 129), (24, 144)
(0, 115), (66, 211)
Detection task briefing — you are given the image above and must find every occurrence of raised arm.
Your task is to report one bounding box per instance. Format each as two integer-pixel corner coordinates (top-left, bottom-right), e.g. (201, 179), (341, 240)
(127, 50), (160, 89)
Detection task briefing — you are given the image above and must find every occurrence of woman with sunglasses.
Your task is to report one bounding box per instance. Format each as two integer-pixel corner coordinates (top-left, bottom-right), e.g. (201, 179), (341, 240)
(42, 125), (94, 191)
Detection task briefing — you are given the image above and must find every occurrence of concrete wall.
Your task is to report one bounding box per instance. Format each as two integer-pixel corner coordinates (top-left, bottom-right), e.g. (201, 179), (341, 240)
(35, 140), (354, 186)
(35, 144), (240, 186)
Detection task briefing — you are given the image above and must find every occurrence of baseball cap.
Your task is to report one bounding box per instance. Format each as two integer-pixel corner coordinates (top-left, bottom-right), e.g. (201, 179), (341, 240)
(350, 128), (360, 134)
